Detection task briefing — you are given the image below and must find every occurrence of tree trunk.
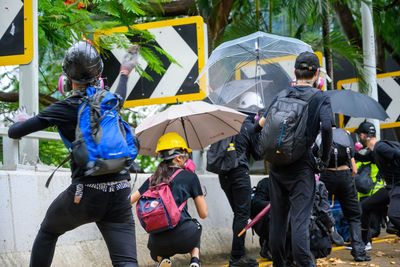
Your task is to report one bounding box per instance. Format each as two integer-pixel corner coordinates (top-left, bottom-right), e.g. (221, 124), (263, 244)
(0, 91), (58, 106)
(376, 34), (386, 73)
(332, 1), (362, 49)
(322, 1), (334, 90)
(207, 0), (236, 51)
(150, 0), (195, 16)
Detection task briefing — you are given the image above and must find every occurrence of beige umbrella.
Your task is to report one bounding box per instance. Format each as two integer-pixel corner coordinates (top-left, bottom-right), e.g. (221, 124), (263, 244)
(135, 101), (247, 157)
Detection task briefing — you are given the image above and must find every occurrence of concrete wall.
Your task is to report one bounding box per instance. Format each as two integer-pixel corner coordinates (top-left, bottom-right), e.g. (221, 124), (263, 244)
(0, 166), (266, 266)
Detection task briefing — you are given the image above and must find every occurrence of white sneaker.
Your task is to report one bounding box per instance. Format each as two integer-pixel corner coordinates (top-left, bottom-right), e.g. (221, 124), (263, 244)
(344, 243), (352, 250)
(157, 258), (172, 267)
(365, 242), (372, 251)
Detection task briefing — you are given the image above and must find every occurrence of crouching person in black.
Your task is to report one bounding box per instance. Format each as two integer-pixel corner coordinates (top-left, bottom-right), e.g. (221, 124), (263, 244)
(251, 177), (341, 263)
(355, 121), (400, 236)
(250, 177), (272, 260)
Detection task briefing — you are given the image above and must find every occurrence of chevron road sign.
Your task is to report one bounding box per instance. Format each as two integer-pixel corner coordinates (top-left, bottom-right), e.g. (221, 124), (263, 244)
(337, 71), (400, 130)
(234, 51), (325, 90)
(0, 0), (33, 66)
(94, 16), (207, 108)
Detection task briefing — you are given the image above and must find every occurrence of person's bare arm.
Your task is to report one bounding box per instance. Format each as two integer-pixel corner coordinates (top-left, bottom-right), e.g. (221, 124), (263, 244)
(194, 195), (207, 219)
(351, 157), (357, 176)
(130, 190), (141, 205)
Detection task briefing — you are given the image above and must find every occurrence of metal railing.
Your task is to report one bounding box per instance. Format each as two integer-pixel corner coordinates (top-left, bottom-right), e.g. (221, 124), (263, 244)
(0, 127), (61, 170)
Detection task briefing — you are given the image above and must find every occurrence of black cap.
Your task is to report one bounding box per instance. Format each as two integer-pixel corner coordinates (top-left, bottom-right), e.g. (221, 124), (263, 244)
(294, 51), (320, 71)
(355, 121), (376, 136)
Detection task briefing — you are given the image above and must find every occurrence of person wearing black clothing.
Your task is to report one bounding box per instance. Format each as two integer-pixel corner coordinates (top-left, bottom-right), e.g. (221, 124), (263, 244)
(355, 121), (400, 235)
(317, 136), (370, 261)
(259, 52), (333, 267)
(218, 110), (263, 267)
(8, 41), (140, 267)
(130, 132), (207, 267)
(250, 177), (272, 260)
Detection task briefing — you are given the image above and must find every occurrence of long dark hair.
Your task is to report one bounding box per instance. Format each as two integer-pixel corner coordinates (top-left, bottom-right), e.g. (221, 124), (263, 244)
(151, 159), (173, 186)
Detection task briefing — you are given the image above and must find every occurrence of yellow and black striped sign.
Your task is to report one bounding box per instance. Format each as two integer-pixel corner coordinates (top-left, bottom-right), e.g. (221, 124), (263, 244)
(94, 16), (207, 108)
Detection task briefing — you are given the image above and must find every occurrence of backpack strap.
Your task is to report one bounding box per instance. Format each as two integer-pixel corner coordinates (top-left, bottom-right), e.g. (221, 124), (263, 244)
(168, 168), (186, 211)
(45, 155), (72, 188)
(168, 168), (184, 183)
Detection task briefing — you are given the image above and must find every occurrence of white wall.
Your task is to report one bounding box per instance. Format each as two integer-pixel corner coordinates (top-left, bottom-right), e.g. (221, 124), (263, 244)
(0, 167), (266, 266)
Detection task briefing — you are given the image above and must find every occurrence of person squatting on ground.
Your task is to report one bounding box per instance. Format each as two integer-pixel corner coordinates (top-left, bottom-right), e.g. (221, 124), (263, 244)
(355, 151), (388, 250)
(250, 177), (272, 260)
(314, 127), (371, 262)
(259, 51), (334, 267)
(8, 41), (140, 267)
(355, 121), (400, 236)
(218, 110), (264, 267)
(130, 132), (207, 267)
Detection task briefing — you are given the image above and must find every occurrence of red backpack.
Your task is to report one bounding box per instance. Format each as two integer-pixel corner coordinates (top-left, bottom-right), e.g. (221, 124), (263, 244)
(136, 169), (186, 233)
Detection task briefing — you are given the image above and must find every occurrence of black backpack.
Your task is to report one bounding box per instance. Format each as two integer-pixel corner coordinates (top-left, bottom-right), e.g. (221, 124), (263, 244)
(206, 136), (242, 174)
(354, 163), (375, 194)
(316, 128), (353, 169)
(260, 88), (319, 165)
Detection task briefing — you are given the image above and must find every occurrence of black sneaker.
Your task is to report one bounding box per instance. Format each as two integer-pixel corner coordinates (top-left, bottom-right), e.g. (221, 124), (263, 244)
(386, 222), (400, 236)
(229, 255), (259, 267)
(189, 257), (201, 267)
(351, 251), (371, 262)
(260, 241), (272, 260)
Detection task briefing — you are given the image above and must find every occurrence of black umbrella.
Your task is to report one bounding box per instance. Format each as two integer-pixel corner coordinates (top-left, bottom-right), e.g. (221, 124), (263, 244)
(325, 90), (389, 121)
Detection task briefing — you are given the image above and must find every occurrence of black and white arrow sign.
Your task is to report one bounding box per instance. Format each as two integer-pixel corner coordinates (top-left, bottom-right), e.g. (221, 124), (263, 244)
(100, 17), (206, 107)
(0, 0), (33, 66)
(339, 72), (400, 128)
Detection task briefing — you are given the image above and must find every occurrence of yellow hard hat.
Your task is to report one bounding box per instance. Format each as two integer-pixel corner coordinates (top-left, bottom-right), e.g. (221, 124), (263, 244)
(156, 132), (192, 154)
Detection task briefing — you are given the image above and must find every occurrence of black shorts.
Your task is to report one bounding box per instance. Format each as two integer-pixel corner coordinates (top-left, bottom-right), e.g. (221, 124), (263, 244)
(148, 219), (202, 261)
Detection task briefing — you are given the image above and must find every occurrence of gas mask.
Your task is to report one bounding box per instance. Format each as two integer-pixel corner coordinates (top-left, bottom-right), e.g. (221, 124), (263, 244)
(58, 75), (104, 95)
(355, 133), (368, 148)
(184, 158), (196, 173)
(313, 70), (324, 90)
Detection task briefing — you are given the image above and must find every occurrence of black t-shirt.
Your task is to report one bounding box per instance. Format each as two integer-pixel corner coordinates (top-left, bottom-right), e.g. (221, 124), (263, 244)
(138, 167), (203, 225)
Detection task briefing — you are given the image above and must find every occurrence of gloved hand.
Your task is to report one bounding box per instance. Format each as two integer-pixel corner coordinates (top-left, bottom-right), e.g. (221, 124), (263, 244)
(120, 44), (140, 76)
(6, 106), (34, 124)
(315, 157), (328, 173)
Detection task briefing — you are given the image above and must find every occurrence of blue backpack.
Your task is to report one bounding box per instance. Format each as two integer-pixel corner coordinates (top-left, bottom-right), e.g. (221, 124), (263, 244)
(70, 86), (138, 176)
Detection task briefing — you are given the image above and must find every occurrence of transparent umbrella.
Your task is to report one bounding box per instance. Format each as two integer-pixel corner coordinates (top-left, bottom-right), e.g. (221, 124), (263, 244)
(197, 31), (313, 113)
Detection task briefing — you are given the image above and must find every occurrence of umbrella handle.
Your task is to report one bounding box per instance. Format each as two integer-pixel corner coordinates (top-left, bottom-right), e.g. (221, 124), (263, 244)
(238, 229), (246, 238)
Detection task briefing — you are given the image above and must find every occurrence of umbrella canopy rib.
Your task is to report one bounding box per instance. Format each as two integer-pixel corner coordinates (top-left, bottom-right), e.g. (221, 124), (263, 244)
(203, 112), (244, 134)
(185, 117), (204, 150)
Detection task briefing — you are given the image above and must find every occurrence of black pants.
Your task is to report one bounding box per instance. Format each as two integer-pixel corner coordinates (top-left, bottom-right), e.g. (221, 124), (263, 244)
(148, 219), (202, 261)
(320, 169), (364, 254)
(269, 166), (316, 267)
(360, 188), (389, 242)
(388, 185), (400, 229)
(30, 184), (138, 267)
(219, 166), (252, 258)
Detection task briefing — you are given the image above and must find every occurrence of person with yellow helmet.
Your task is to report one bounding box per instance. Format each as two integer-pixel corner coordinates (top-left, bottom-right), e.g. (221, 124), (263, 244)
(130, 132), (207, 267)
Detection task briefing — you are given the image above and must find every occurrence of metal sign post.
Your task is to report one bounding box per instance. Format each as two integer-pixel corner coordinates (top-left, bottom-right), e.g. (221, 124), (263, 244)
(19, 0), (38, 164)
(361, 1), (380, 139)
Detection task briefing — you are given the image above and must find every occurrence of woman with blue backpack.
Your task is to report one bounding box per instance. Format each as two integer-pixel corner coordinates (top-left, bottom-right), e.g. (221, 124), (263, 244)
(130, 132), (207, 267)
